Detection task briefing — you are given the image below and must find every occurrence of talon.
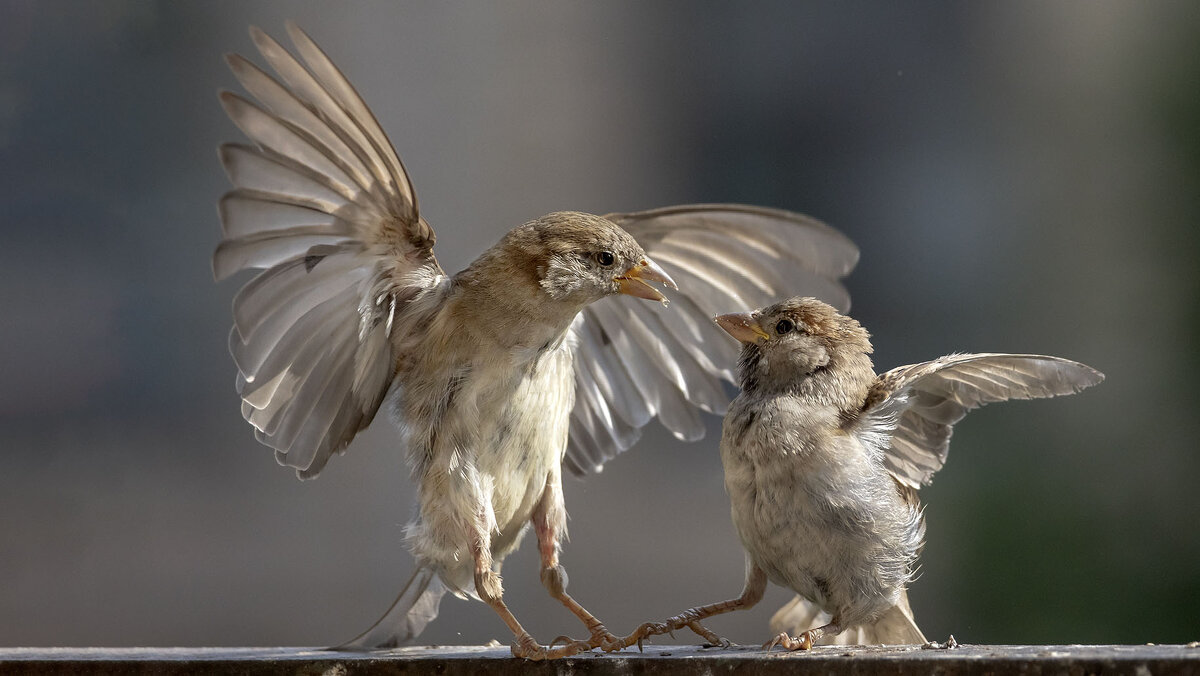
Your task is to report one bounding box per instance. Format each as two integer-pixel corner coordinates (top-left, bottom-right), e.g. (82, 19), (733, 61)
(599, 621), (668, 654)
(588, 629), (621, 652)
(549, 634), (577, 648)
(763, 631), (807, 652)
(686, 621), (728, 648)
(510, 634), (593, 660)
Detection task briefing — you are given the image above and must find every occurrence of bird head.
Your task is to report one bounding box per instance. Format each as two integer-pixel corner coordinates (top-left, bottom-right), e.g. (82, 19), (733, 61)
(512, 211), (676, 307)
(714, 296), (873, 393)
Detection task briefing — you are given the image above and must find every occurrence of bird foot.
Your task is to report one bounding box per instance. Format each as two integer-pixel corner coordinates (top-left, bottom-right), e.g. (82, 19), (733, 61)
(599, 621), (664, 653)
(602, 616), (730, 653)
(685, 621), (733, 648)
(582, 624), (625, 652)
(763, 630), (816, 652)
(511, 633), (592, 660)
(922, 634), (959, 650)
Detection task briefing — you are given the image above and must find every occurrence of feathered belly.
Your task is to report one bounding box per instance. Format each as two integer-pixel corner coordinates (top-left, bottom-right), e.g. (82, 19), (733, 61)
(726, 440), (920, 624)
(476, 359), (574, 551)
(403, 342), (574, 585)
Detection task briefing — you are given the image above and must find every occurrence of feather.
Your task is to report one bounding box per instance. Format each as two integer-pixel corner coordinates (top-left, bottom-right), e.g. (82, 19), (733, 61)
(218, 144), (347, 214)
(219, 190), (348, 238)
(854, 353), (1105, 488)
(217, 25), (443, 479)
(565, 204), (858, 476)
(283, 21), (418, 220)
(334, 566), (447, 651)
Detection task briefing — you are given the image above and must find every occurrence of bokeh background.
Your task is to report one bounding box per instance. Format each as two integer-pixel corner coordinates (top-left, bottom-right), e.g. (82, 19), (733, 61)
(2, 0), (1197, 648)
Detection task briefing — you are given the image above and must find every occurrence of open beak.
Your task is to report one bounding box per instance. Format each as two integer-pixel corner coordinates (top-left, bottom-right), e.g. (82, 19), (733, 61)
(616, 256), (678, 304)
(714, 312), (770, 344)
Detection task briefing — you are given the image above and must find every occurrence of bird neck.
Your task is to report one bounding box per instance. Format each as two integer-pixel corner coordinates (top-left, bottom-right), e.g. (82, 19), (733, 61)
(740, 349), (875, 412)
(448, 272), (583, 355)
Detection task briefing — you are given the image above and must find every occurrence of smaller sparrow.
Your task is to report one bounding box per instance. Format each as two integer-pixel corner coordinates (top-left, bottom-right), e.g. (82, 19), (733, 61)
(631, 296), (1103, 649)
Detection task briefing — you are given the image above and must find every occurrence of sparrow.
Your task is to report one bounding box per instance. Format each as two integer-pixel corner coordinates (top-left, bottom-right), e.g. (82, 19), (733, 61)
(212, 24), (859, 659)
(631, 296), (1102, 650)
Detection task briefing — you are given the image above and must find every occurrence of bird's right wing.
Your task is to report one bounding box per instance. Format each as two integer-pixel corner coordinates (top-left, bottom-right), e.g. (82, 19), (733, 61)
(852, 353), (1104, 489)
(214, 23), (447, 478)
(564, 204), (860, 475)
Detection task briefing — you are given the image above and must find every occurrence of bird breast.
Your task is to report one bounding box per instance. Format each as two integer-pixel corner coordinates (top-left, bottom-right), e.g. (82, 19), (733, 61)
(395, 306), (576, 574)
(720, 393), (921, 624)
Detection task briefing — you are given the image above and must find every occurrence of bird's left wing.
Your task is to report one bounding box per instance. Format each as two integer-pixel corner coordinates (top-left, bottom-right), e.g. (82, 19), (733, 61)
(851, 353), (1104, 489)
(564, 204), (859, 475)
(214, 23), (445, 478)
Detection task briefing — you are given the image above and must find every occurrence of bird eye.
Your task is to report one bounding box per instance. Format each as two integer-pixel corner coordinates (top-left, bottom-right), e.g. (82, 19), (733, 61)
(594, 251), (615, 267)
(775, 319), (795, 335)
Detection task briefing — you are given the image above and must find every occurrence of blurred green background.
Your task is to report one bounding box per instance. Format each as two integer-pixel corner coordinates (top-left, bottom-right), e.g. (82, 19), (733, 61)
(1, 0), (1197, 647)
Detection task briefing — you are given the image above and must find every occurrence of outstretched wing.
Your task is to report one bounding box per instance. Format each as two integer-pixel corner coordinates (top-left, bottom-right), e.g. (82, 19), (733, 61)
(852, 353), (1104, 489)
(215, 23), (445, 478)
(564, 204), (860, 475)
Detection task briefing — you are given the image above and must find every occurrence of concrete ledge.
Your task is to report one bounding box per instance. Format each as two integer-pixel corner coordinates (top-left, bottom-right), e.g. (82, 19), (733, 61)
(1, 644), (1199, 675)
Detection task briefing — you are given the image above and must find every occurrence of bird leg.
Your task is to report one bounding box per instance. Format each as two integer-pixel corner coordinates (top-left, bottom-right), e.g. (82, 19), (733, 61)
(468, 513), (590, 660)
(607, 559), (768, 651)
(532, 475), (623, 651)
(764, 618), (842, 651)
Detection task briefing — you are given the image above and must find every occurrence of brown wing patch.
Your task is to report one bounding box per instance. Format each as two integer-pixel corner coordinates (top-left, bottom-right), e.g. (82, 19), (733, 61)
(864, 366), (908, 410)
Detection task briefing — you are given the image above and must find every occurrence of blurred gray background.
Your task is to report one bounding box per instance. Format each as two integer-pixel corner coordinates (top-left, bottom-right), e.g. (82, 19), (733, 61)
(1, 0), (1197, 648)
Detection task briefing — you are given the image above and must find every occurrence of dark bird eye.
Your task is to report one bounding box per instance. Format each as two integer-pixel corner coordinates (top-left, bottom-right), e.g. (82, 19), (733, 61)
(775, 319), (795, 335)
(595, 251), (615, 267)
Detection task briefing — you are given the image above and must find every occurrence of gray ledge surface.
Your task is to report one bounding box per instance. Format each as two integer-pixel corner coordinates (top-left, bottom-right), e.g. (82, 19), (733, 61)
(2, 643), (1199, 675)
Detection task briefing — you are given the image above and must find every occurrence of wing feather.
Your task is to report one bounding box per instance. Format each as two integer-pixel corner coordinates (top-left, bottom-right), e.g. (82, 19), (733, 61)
(217, 144), (347, 220)
(574, 314), (654, 428)
(284, 21), (419, 221)
(219, 190), (349, 238)
(247, 27), (396, 199)
(565, 204), (859, 475)
(216, 25), (443, 478)
(853, 353), (1104, 489)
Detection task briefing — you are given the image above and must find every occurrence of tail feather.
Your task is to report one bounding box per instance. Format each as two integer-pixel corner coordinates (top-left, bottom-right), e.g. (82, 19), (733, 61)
(333, 566), (446, 651)
(769, 590), (926, 646)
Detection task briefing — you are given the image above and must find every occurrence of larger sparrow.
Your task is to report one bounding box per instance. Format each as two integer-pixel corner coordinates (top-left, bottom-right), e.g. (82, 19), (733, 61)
(636, 296), (1102, 649)
(212, 24), (859, 659)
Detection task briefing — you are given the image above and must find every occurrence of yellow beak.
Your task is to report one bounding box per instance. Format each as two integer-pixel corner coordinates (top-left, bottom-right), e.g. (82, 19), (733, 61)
(616, 256), (678, 303)
(714, 312), (770, 344)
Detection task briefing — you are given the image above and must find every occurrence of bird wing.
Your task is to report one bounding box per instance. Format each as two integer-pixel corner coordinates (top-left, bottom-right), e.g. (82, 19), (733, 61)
(215, 23), (445, 479)
(851, 353), (1104, 489)
(564, 204), (860, 475)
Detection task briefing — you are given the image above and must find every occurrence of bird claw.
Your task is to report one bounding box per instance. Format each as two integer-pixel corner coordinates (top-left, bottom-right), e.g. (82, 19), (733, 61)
(763, 631), (813, 652)
(686, 621), (732, 649)
(511, 633), (592, 660)
(597, 621), (666, 654)
(602, 616), (730, 654)
(587, 626), (625, 653)
(922, 634), (959, 650)
(548, 634), (580, 649)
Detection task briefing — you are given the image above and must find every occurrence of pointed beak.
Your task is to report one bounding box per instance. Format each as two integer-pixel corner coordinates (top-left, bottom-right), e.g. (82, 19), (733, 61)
(714, 312), (770, 344)
(616, 256), (678, 303)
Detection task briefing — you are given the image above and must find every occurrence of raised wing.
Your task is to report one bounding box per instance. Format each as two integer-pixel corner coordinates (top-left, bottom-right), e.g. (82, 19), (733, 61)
(564, 204), (860, 475)
(215, 23), (445, 478)
(853, 353), (1104, 489)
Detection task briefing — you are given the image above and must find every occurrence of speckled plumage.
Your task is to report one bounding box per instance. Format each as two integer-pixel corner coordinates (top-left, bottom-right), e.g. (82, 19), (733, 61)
(633, 297), (1103, 649)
